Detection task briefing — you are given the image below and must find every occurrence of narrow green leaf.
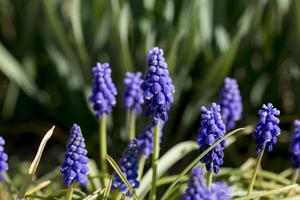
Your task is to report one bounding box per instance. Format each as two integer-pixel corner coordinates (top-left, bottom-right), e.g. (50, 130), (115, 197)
(234, 184), (298, 200)
(102, 178), (112, 200)
(105, 154), (138, 200)
(160, 128), (245, 200)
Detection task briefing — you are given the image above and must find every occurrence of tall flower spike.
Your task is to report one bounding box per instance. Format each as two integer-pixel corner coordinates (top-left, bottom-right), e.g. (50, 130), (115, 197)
(0, 136), (8, 181)
(290, 120), (300, 168)
(89, 62), (117, 119)
(197, 103), (226, 174)
(141, 47), (175, 125)
(218, 77), (243, 130)
(124, 72), (144, 114)
(113, 139), (140, 195)
(61, 124), (89, 186)
(253, 103), (281, 153)
(182, 167), (231, 200)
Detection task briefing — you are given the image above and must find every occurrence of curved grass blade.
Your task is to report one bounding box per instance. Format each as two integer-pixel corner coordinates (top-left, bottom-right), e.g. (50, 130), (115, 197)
(102, 178), (112, 200)
(234, 184), (298, 200)
(105, 154), (138, 200)
(160, 127), (244, 200)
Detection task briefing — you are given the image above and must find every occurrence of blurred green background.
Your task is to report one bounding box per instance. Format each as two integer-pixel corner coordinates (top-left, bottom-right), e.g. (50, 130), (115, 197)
(0, 0), (300, 184)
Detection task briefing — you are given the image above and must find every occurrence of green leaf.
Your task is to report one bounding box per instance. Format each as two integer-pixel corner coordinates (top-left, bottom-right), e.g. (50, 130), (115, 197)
(0, 42), (39, 98)
(105, 154), (138, 200)
(160, 128), (245, 200)
(234, 184), (298, 200)
(137, 141), (198, 198)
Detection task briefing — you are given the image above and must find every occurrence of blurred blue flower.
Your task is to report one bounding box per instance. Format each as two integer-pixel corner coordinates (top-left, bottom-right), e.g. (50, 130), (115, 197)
(182, 167), (231, 200)
(290, 120), (300, 168)
(197, 103), (226, 174)
(89, 62), (117, 119)
(218, 77), (242, 130)
(113, 139), (140, 195)
(141, 47), (175, 125)
(124, 72), (144, 114)
(0, 136), (8, 182)
(60, 124), (89, 186)
(253, 103), (281, 153)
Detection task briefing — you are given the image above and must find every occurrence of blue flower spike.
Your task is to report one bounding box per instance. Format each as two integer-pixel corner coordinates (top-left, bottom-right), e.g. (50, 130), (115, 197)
(197, 103), (226, 174)
(113, 139), (140, 196)
(61, 124), (89, 187)
(290, 120), (300, 169)
(218, 77), (243, 130)
(0, 136), (8, 182)
(182, 167), (231, 200)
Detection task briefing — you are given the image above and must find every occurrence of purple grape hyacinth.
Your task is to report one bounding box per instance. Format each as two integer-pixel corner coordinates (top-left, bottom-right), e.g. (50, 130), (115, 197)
(124, 72), (144, 114)
(197, 103), (226, 174)
(218, 77), (243, 130)
(113, 139), (140, 195)
(61, 124), (89, 186)
(290, 120), (300, 168)
(253, 103), (281, 153)
(141, 47), (175, 125)
(89, 62), (117, 119)
(0, 136), (8, 181)
(182, 167), (231, 200)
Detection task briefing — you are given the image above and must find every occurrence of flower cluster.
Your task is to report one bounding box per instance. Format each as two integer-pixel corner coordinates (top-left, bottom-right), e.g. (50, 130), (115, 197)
(182, 167), (231, 200)
(89, 62), (118, 119)
(253, 103), (281, 153)
(290, 120), (300, 168)
(141, 47), (175, 125)
(0, 136), (8, 181)
(112, 139), (140, 195)
(123, 72), (144, 114)
(218, 77), (243, 130)
(60, 124), (89, 186)
(197, 103), (226, 173)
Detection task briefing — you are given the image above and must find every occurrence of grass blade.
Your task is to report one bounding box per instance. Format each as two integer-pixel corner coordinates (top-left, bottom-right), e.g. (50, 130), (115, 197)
(160, 127), (244, 200)
(105, 154), (138, 200)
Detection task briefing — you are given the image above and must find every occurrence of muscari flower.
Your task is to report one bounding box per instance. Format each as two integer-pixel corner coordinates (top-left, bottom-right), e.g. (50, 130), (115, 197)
(253, 103), (281, 153)
(182, 167), (231, 200)
(124, 72), (144, 114)
(113, 139), (140, 195)
(0, 136), (8, 181)
(61, 124), (89, 186)
(141, 47), (175, 125)
(290, 120), (300, 168)
(89, 62), (117, 119)
(197, 103), (226, 174)
(218, 77), (243, 130)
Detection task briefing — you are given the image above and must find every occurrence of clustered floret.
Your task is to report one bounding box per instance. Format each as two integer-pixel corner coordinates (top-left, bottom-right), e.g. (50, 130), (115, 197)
(253, 103), (281, 153)
(60, 124), (89, 186)
(0, 136), (8, 182)
(112, 139), (140, 195)
(182, 167), (231, 200)
(290, 120), (300, 168)
(141, 47), (175, 125)
(218, 77), (243, 130)
(89, 62), (118, 119)
(123, 72), (144, 114)
(197, 103), (226, 174)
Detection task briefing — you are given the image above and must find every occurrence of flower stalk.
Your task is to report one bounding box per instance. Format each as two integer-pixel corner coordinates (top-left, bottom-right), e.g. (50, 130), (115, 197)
(100, 114), (107, 186)
(247, 147), (265, 196)
(149, 122), (160, 200)
(65, 182), (75, 200)
(129, 108), (136, 140)
(207, 169), (213, 189)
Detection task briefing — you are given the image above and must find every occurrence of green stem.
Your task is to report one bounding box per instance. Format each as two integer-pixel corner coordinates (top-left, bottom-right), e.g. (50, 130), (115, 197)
(99, 114), (107, 186)
(65, 183), (75, 200)
(138, 156), (146, 181)
(292, 168), (299, 184)
(129, 108), (136, 140)
(247, 147), (265, 196)
(149, 122), (160, 200)
(207, 169), (213, 189)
